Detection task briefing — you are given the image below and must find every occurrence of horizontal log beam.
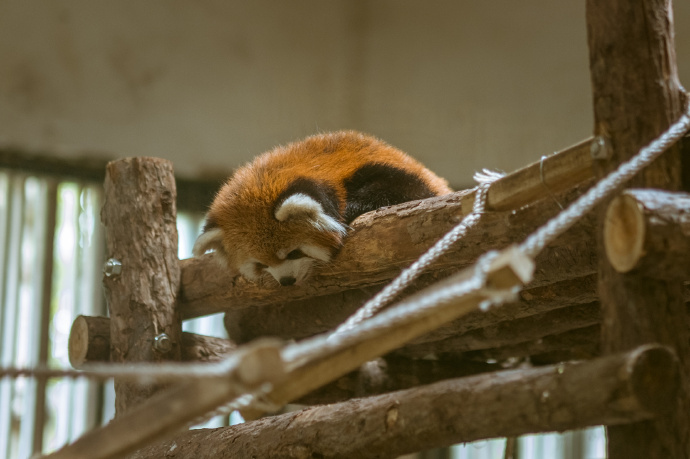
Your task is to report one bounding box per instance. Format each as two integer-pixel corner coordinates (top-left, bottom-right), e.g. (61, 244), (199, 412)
(226, 273), (599, 345)
(296, 357), (499, 406)
(398, 301), (600, 358)
(67, 316), (498, 406)
(130, 345), (679, 459)
(179, 139), (597, 320)
(68, 315), (236, 367)
(605, 189), (690, 277)
(464, 325), (601, 363)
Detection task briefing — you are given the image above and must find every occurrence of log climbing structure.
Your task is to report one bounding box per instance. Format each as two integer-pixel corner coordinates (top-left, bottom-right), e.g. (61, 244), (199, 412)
(7, 0), (690, 458)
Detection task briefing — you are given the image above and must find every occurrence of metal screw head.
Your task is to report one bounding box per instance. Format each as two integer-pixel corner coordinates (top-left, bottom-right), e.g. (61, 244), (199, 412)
(153, 333), (173, 353)
(103, 258), (122, 277)
(590, 136), (611, 159)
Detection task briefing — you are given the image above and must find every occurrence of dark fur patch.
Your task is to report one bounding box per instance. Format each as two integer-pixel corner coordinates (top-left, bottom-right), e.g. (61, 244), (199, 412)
(273, 178), (341, 221)
(343, 163), (436, 223)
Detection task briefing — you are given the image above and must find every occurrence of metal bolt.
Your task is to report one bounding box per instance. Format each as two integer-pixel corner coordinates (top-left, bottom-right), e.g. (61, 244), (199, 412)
(153, 333), (173, 353)
(103, 258), (122, 277)
(590, 136), (611, 159)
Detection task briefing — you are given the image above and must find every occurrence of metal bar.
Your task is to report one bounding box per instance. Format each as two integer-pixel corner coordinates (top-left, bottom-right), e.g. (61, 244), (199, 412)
(32, 179), (58, 455)
(0, 174), (26, 457)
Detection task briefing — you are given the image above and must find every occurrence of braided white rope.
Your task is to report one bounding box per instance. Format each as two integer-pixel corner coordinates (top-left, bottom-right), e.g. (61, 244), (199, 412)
(0, 356), (247, 383)
(334, 169), (503, 334)
(520, 108), (690, 258)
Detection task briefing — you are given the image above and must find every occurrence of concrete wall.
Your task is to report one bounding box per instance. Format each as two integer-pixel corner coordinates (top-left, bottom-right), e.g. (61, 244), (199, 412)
(1, 1), (688, 187)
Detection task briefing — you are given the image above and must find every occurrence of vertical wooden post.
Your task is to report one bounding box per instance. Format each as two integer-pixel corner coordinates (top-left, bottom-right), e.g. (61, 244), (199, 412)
(586, 0), (689, 457)
(101, 158), (182, 416)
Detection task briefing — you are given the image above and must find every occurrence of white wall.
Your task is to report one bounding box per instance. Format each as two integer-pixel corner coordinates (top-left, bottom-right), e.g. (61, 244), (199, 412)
(0, 1), (688, 188)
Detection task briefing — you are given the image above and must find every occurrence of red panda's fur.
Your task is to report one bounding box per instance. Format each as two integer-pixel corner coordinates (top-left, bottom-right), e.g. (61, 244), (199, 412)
(193, 130), (452, 286)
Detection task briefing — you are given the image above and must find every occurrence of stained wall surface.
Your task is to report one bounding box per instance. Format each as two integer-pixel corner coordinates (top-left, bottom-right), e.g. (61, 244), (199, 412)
(1, 1), (688, 187)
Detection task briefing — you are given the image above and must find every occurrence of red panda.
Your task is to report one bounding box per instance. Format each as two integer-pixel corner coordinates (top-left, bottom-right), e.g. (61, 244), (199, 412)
(193, 131), (452, 286)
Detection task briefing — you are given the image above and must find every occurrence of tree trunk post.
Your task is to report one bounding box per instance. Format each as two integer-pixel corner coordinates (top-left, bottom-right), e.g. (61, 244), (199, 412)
(101, 157), (183, 416)
(586, 0), (690, 456)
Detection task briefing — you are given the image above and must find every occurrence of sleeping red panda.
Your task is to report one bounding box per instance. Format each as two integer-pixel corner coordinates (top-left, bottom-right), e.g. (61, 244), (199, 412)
(193, 130), (452, 286)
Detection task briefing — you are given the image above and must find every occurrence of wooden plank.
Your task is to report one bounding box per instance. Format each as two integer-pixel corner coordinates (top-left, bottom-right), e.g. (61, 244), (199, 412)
(586, 0), (690, 456)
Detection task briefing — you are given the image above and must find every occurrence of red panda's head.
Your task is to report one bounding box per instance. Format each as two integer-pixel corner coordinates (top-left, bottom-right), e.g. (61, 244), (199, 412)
(193, 179), (347, 286)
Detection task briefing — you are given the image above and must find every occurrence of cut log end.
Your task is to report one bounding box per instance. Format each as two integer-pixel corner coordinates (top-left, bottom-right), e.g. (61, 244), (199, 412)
(68, 315), (110, 369)
(68, 316), (89, 368)
(628, 344), (680, 415)
(604, 193), (646, 273)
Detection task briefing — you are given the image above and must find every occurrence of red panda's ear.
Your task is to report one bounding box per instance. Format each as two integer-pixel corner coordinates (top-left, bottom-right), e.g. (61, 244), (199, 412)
(274, 193), (322, 221)
(192, 227), (224, 257)
(275, 193), (347, 236)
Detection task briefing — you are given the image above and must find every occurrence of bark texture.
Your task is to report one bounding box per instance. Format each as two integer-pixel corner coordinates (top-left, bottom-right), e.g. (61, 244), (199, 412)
(129, 346), (679, 459)
(397, 301), (600, 357)
(102, 157), (182, 416)
(586, 0), (690, 456)
(225, 273), (599, 346)
(67, 315), (235, 365)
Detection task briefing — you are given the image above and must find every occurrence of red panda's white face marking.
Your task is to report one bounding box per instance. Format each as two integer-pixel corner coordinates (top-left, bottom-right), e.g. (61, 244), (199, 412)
(236, 243), (331, 286)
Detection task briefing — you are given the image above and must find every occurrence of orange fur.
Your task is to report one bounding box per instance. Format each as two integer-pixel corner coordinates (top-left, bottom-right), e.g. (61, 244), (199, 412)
(195, 130), (452, 285)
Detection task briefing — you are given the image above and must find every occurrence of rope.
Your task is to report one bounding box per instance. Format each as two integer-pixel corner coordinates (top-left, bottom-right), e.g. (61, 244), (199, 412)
(333, 169), (503, 334)
(0, 355), (246, 383)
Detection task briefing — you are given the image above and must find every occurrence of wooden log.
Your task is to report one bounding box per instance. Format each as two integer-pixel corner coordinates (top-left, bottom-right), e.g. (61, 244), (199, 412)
(68, 315), (110, 368)
(101, 157), (183, 416)
(44, 340), (285, 459)
(463, 325), (601, 363)
(225, 273), (599, 346)
(605, 189), (690, 277)
(586, 0), (690, 456)
(181, 180), (596, 320)
(397, 302), (600, 358)
(67, 315), (235, 367)
(460, 137), (593, 213)
(295, 357), (499, 406)
(180, 332), (236, 363)
(239, 246), (534, 420)
(65, 316), (497, 406)
(129, 345), (680, 459)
